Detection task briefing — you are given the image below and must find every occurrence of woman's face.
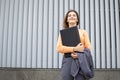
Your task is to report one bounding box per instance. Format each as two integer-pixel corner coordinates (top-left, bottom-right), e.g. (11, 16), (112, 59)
(67, 11), (78, 25)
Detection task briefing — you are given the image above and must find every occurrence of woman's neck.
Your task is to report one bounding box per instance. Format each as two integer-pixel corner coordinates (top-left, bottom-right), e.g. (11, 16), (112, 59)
(69, 23), (77, 28)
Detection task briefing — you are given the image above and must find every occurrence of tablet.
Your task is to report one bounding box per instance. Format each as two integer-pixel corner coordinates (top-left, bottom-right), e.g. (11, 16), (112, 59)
(60, 26), (80, 46)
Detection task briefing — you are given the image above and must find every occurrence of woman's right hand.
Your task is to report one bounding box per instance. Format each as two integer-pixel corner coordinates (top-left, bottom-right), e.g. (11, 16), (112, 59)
(73, 43), (84, 52)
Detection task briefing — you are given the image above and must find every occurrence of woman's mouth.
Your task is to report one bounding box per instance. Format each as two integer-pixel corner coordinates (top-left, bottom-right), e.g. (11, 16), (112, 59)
(69, 18), (75, 20)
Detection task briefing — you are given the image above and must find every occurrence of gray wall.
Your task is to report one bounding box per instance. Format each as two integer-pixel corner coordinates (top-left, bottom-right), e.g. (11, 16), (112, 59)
(0, 0), (120, 68)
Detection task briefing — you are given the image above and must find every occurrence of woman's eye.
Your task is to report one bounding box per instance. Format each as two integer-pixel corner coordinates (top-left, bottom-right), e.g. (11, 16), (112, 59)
(73, 14), (76, 17)
(68, 15), (71, 17)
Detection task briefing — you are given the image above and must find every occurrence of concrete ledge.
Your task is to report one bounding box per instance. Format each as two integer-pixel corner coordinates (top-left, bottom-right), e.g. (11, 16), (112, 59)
(0, 68), (120, 80)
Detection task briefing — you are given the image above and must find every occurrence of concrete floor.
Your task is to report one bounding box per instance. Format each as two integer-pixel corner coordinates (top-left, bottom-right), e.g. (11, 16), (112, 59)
(0, 68), (120, 80)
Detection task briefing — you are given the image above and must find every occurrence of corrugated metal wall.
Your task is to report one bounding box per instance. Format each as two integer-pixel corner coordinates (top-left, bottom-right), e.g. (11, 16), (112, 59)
(0, 0), (120, 69)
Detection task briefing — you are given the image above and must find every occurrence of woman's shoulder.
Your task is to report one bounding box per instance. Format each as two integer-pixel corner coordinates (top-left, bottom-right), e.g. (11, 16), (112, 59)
(78, 29), (88, 36)
(78, 29), (87, 33)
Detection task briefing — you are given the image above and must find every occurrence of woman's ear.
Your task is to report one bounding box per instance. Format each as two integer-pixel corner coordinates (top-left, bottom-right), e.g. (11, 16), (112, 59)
(76, 19), (78, 23)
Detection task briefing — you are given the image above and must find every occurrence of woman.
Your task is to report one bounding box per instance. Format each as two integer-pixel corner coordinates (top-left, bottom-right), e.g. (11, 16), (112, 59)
(56, 10), (92, 80)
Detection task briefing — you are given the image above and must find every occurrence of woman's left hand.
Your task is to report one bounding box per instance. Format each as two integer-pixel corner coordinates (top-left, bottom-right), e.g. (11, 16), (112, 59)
(71, 52), (78, 58)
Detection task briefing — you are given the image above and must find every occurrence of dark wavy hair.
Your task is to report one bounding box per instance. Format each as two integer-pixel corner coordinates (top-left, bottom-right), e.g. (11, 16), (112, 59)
(63, 10), (80, 29)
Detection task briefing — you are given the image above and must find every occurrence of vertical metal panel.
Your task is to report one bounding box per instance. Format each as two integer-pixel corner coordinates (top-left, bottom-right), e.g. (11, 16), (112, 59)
(90, 0), (96, 68)
(53, 0), (59, 68)
(100, 0), (106, 68)
(115, 0), (120, 68)
(0, 0), (5, 67)
(11, 0), (18, 67)
(17, 0), (24, 67)
(2, 0), (10, 67)
(80, 0), (85, 29)
(110, 0), (116, 68)
(74, 0), (79, 12)
(31, 0), (38, 68)
(21, 0), (29, 68)
(37, 0), (43, 68)
(42, 0), (49, 68)
(85, 0), (90, 33)
(95, 0), (101, 68)
(0, 0), (1, 18)
(105, 0), (111, 68)
(27, 0), (33, 68)
(47, 0), (53, 68)
(70, 0), (74, 9)
(58, 0), (64, 68)
(64, 0), (69, 12)
(6, 0), (14, 67)
(0, 0), (120, 69)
